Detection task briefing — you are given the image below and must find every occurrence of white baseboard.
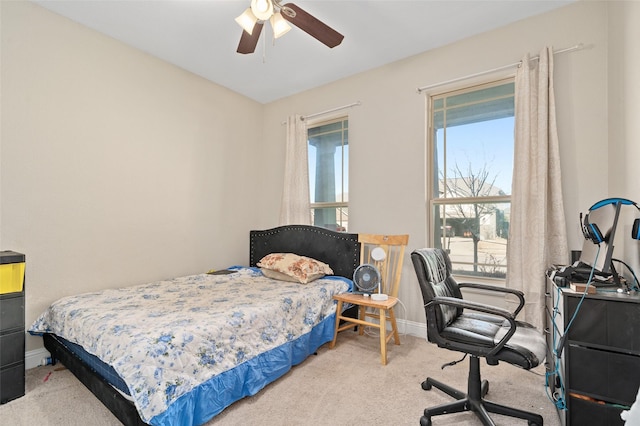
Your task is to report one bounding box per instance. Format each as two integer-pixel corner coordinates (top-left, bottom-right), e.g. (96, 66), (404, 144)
(25, 347), (51, 370)
(397, 318), (428, 340)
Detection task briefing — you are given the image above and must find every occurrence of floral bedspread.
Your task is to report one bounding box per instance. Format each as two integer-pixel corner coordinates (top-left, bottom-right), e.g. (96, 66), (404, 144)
(29, 267), (350, 424)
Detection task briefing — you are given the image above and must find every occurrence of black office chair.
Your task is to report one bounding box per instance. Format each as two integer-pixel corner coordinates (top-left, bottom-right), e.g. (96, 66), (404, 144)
(411, 248), (546, 426)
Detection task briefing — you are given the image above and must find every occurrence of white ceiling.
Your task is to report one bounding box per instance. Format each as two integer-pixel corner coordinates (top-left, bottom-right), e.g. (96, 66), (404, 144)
(33, 0), (574, 104)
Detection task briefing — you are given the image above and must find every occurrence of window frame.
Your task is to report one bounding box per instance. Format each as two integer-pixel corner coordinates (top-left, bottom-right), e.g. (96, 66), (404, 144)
(426, 78), (514, 280)
(307, 116), (349, 232)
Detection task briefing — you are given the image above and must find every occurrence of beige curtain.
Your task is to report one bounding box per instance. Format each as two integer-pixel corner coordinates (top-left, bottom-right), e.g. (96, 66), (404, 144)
(279, 114), (311, 225)
(507, 47), (569, 330)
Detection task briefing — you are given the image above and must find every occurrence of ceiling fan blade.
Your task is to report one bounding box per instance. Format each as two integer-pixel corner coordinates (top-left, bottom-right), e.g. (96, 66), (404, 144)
(237, 22), (264, 54)
(282, 3), (344, 48)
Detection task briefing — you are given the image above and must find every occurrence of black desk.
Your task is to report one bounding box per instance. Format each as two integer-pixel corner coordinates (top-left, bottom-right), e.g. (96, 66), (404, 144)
(545, 279), (640, 426)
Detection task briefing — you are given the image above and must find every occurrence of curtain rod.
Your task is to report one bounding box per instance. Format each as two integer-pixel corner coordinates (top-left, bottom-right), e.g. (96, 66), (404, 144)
(281, 101), (361, 125)
(416, 43), (584, 94)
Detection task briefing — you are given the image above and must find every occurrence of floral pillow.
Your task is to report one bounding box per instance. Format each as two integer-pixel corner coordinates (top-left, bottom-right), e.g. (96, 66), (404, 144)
(257, 253), (334, 284)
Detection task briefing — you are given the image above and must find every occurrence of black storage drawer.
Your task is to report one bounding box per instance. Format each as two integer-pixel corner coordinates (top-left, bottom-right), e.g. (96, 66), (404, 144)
(566, 296), (640, 353)
(569, 345), (640, 403)
(547, 280), (640, 425)
(0, 362), (25, 404)
(0, 330), (25, 367)
(0, 251), (25, 405)
(569, 395), (624, 426)
(0, 294), (24, 331)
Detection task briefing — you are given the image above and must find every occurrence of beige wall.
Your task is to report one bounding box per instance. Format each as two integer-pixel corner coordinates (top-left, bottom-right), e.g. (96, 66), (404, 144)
(608, 0), (640, 281)
(1, 1), (263, 351)
(262, 1), (614, 325)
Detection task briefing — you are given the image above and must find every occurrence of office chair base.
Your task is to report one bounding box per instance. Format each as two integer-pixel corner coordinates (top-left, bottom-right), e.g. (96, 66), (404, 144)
(421, 377), (488, 399)
(420, 356), (543, 426)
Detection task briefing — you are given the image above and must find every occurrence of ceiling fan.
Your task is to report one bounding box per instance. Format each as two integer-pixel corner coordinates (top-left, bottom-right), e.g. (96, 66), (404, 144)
(235, 0), (344, 54)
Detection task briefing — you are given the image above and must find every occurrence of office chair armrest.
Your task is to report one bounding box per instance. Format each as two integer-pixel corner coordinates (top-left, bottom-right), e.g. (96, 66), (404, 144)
(428, 296), (517, 357)
(430, 296), (513, 320)
(458, 282), (525, 317)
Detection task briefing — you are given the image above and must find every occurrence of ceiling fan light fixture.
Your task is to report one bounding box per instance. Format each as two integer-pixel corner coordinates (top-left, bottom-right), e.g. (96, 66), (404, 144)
(270, 12), (291, 39)
(235, 1), (344, 54)
(235, 8), (258, 34)
(250, 0), (274, 21)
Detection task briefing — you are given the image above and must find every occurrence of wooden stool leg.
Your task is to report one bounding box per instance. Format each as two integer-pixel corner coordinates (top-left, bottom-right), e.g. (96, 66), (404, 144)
(330, 300), (343, 349)
(379, 308), (387, 365)
(389, 307), (400, 345)
(358, 305), (366, 336)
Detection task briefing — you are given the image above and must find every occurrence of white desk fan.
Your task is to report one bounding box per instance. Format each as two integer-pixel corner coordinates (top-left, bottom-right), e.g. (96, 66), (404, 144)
(352, 247), (388, 301)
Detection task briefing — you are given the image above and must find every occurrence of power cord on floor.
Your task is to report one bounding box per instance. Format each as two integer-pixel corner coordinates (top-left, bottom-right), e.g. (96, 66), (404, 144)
(360, 297), (408, 338)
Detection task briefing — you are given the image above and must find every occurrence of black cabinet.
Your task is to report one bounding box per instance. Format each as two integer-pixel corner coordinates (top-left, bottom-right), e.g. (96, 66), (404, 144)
(0, 251), (25, 404)
(546, 279), (640, 425)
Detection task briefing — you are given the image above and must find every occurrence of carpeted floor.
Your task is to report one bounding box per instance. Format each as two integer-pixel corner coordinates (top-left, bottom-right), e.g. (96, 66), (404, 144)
(1, 332), (561, 425)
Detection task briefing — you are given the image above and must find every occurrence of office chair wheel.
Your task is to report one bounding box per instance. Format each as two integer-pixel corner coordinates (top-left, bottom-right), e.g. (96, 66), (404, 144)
(419, 415), (431, 426)
(527, 421), (541, 426)
(421, 380), (431, 390)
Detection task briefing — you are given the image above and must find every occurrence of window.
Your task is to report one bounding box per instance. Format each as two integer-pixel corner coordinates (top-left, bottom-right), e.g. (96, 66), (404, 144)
(428, 79), (514, 278)
(308, 117), (349, 231)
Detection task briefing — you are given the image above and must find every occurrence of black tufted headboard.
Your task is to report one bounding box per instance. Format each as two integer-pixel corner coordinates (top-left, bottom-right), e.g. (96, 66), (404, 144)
(249, 225), (360, 279)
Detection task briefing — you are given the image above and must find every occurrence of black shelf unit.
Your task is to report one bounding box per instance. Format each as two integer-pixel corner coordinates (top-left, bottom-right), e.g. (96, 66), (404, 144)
(545, 279), (640, 425)
(0, 251), (25, 404)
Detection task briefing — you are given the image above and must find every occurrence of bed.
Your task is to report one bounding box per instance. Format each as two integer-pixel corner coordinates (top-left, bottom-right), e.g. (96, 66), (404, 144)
(29, 225), (360, 426)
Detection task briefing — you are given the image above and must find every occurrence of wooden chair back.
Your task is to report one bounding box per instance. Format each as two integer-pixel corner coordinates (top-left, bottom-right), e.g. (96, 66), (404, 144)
(358, 233), (409, 298)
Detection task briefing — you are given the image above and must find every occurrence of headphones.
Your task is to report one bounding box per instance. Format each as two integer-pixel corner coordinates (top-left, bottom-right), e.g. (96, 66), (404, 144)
(581, 212), (605, 244)
(581, 198), (640, 244)
(634, 218), (640, 240)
